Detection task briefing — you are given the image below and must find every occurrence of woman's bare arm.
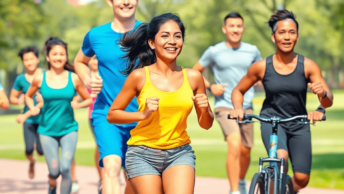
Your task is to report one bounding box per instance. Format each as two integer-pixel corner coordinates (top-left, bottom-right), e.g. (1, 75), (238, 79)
(305, 58), (333, 108)
(25, 74), (43, 115)
(187, 69), (214, 130)
(230, 60), (265, 120)
(107, 69), (146, 124)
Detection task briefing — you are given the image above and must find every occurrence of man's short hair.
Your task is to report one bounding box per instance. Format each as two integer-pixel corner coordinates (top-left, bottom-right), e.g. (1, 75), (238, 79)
(224, 12), (244, 24)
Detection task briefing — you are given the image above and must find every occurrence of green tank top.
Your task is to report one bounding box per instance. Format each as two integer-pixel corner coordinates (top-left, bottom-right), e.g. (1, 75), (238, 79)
(38, 71), (78, 136)
(13, 72), (43, 123)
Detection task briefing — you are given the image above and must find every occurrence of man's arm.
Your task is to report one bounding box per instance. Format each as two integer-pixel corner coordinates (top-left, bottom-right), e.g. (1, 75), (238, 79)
(193, 62), (227, 97)
(74, 49), (103, 95)
(192, 62), (211, 88)
(74, 49), (93, 86)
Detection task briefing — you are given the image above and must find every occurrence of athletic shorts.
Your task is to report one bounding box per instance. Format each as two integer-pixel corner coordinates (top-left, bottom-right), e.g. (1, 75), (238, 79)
(261, 122), (311, 175)
(92, 115), (134, 168)
(214, 107), (254, 148)
(125, 144), (195, 179)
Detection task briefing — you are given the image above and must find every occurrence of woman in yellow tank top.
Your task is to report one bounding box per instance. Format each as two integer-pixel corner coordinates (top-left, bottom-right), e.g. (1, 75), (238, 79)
(107, 13), (214, 194)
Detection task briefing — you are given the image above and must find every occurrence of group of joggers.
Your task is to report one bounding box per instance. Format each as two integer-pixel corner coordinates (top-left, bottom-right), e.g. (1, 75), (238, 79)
(0, 1), (334, 194)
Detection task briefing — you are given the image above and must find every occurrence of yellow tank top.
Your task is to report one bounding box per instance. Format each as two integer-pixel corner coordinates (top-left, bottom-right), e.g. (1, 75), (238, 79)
(127, 66), (194, 149)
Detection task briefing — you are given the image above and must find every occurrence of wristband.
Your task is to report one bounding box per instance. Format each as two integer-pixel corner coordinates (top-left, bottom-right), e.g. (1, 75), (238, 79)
(207, 84), (213, 92)
(315, 106), (326, 114)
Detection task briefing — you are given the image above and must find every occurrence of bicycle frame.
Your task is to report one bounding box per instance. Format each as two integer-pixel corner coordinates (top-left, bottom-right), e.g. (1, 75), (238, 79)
(258, 117), (286, 194)
(228, 114), (325, 194)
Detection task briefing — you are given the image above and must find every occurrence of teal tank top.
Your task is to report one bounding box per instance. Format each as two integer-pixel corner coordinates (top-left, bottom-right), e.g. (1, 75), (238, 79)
(13, 73), (42, 123)
(38, 71), (78, 136)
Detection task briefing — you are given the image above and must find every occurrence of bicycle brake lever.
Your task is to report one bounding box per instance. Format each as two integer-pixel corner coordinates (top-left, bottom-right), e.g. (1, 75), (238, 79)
(297, 121), (315, 126)
(237, 120), (255, 124)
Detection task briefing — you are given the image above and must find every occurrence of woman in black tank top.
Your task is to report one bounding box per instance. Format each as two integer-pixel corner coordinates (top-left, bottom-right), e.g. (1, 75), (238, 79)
(230, 10), (333, 193)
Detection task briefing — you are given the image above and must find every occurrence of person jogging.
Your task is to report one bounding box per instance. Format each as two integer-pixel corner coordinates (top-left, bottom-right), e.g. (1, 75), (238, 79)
(193, 12), (262, 194)
(74, 0), (141, 193)
(26, 37), (92, 194)
(107, 13), (214, 194)
(229, 10), (333, 194)
(9, 46), (44, 179)
(0, 82), (9, 110)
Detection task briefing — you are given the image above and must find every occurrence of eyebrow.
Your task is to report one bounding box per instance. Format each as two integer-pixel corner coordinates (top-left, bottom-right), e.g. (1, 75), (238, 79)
(161, 31), (182, 34)
(278, 28), (297, 31)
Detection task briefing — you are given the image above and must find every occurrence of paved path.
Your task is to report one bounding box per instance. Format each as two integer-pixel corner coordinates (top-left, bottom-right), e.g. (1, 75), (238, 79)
(0, 159), (343, 194)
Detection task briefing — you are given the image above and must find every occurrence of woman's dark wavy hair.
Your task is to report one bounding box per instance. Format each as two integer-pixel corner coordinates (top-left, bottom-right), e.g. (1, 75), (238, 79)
(43, 37), (75, 72)
(120, 13), (185, 76)
(268, 9), (299, 33)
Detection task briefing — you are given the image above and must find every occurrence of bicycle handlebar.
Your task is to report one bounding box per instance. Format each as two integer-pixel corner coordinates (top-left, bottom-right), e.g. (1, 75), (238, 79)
(227, 114), (326, 123)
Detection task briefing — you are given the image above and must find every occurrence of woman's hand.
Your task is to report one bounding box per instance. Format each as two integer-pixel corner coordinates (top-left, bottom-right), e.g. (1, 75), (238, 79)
(307, 111), (324, 125)
(308, 82), (325, 97)
(229, 109), (245, 121)
(142, 97), (159, 120)
(15, 114), (26, 124)
(30, 107), (40, 116)
(192, 94), (209, 112)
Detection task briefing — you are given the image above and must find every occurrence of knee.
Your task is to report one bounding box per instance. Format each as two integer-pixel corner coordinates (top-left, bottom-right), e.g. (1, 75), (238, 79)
(60, 164), (71, 178)
(241, 147), (251, 160)
(104, 163), (121, 180)
(227, 140), (241, 155)
(49, 171), (60, 179)
(294, 174), (310, 188)
(37, 149), (44, 156)
(49, 159), (60, 179)
(277, 150), (289, 162)
(25, 148), (34, 156)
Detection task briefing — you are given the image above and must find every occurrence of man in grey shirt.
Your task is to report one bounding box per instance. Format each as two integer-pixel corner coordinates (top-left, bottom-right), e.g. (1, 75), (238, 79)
(193, 12), (261, 194)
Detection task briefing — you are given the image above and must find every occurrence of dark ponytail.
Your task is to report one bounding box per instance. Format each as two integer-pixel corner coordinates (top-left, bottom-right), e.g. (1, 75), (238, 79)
(120, 13), (185, 76)
(43, 37), (75, 72)
(120, 23), (156, 76)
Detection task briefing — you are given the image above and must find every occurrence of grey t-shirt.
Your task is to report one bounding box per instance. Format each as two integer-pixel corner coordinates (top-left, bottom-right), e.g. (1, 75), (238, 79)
(199, 41), (262, 109)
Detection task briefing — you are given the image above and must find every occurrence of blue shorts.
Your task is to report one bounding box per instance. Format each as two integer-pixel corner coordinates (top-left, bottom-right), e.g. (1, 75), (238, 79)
(92, 115), (135, 168)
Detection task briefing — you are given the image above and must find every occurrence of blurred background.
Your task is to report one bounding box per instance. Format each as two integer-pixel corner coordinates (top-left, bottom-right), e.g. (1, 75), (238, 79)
(0, 0), (343, 191)
(1, 0), (344, 92)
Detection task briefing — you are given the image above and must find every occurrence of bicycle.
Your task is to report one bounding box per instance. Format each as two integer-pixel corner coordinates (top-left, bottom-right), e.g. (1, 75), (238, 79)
(227, 114), (326, 194)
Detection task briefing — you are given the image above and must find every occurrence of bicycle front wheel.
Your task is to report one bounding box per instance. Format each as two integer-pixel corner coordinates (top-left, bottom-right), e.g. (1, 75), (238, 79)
(281, 175), (294, 194)
(249, 173), (265, 194)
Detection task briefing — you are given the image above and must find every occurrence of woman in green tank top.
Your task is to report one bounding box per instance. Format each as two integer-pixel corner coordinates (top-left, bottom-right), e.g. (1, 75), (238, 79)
(26, 37), (92, 194)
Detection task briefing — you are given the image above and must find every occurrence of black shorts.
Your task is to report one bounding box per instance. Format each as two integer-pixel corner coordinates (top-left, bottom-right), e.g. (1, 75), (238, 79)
(260, 122), (311, 175)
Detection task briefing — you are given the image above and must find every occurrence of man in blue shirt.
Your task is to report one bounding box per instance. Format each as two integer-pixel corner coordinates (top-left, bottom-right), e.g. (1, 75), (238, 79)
(74, 0), (141, 193)
(193, 13), (262, 194)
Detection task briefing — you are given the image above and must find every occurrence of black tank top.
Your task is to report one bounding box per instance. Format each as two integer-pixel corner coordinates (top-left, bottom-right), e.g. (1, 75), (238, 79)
(260, 54), (309, 130)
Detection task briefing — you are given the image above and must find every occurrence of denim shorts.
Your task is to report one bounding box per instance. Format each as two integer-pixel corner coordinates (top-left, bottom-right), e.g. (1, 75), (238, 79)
(125, 144), (196, 179)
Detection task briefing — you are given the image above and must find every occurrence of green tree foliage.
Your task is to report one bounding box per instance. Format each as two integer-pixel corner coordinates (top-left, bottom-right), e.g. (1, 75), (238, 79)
(0, 0), (45, 71)
(1, 0), (343, 88)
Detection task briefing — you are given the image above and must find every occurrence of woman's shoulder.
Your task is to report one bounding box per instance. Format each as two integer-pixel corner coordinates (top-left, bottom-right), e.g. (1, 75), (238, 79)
(185, 68), (203, 79)
(303, 57), (318, 67)
(250, 58), (266, 71)
(32, 73), (44, 86)
(128, 68), (146, 80)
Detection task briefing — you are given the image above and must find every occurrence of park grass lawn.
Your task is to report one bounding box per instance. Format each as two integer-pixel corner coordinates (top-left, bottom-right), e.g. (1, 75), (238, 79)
(0, 91), (343, 190)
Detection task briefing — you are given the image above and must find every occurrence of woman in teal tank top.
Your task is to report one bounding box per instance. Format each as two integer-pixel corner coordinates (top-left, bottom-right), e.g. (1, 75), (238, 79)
(26, 37), (92, 194)
(9, 46), (45, 179)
